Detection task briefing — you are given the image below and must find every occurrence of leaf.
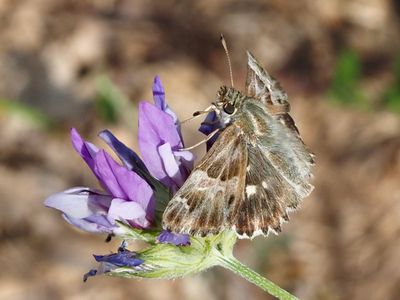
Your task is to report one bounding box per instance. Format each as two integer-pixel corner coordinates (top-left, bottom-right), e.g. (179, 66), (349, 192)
(95, 76), (134, 124)
(0, 99), (55, 129)
(328, 49), (366, 108)
(383, 53), (400, 113)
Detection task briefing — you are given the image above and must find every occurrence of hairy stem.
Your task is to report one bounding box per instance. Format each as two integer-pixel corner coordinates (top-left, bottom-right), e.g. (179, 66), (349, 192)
(216, 255), (299, 300)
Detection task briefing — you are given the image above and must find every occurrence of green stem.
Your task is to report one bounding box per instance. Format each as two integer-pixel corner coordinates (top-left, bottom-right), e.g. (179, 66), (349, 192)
(216, 255), (299, 300)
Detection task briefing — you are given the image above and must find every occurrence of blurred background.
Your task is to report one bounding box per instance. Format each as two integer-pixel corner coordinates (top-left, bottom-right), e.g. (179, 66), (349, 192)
(1, 1), (400, 299)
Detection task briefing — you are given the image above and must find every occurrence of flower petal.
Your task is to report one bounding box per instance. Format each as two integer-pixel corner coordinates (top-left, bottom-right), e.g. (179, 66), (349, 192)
(158, 142), (184, 188)
(93, 150), (128, 198)
(83, 269), (97, 282)
(153, 76), (179, 126)
(45, 187), (111, 219)
(108, 198), (147, 222)
(63, 214), (113, 233)
(198, 111), (220, 150)
(98, 129), (149, 174)
(94, 249), (144, 267)
(173, 149), (195, 177)
(71, 128), (119, 190)
(70, 128), (99, 170)
(92, 150), (155, 221)
(138, 101), (182, 186)
(153, 75), (167, 111)
(199, 111), (219, 135)
(108, 155), (155, 211)
(157, 230), (190, 246)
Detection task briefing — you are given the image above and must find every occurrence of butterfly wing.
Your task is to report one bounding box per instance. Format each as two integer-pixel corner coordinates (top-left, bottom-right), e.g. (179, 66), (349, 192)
(235, 99), (314, 238)
(163, 101), (313, 238)
(163, 52), (314, 239)
(245, 51), (305, 137)
(236, 143), (295, 237)
(246, 51), (289, 107)
(162, 124), (248, 236)
(246, 51), (314, 158)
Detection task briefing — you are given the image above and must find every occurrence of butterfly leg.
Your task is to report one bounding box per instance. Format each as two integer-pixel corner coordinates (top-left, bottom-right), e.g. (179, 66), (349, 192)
(178, 128), (220, 151)
(180, 104), (217, 125)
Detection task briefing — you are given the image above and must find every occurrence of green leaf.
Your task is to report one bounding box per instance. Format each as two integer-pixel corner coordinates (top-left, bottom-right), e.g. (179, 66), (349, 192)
(382, 53), (400, 113)
(328, 49), (366, 108)
(0, 99), (55, 129)
(95, 76), (128, 124)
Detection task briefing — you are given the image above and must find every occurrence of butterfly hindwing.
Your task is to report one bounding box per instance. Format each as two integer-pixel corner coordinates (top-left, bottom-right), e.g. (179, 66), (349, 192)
(234, 100), (313, 238)
(236, 143), (293, 238)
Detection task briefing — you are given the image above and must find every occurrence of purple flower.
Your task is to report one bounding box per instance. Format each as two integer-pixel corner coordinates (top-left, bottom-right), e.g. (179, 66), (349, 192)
(84, 247), (144, 281)
(46, 187), (113, 233)
(45, 129), (154, 232)
(199, 111), (220, 150)
(94, 250), (144, 267)
(157, 230), (190, 246)
(138, 77), (194, 192)
(45, 76), (193, 246)
(152, 76), (180, 130)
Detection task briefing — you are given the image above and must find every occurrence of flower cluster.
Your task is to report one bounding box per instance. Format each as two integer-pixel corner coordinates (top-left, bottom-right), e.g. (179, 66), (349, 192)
(45, 76), (193, 244)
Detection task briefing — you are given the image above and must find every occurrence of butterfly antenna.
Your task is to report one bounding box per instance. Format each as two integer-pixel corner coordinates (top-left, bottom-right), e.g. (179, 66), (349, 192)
(220, 34), (234, 88)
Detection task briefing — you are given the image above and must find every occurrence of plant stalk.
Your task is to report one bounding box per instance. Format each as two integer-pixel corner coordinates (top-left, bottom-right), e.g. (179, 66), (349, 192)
(216, 255), (299, 300)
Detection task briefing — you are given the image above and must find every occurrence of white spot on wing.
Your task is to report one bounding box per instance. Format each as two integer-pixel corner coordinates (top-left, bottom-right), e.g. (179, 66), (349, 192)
(245, 185), (257, 196)
(175, 196), (189, 209)
(262, 181), (268, 189)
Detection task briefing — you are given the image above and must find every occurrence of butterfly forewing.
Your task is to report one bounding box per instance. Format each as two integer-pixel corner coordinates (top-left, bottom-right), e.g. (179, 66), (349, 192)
(238, 144), (293, 237)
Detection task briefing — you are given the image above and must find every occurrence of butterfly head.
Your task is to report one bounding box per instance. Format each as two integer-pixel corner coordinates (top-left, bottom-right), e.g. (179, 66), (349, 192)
(216, 86), (245, 116)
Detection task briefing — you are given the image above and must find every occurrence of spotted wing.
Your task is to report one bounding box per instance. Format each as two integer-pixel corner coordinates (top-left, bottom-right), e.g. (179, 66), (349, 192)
(162, 124), (247, 236)
(163, 104), (313, 239)
(236, 142), (308, 238)
(164, 53), (314, 238)
(234, 100), (314, 238)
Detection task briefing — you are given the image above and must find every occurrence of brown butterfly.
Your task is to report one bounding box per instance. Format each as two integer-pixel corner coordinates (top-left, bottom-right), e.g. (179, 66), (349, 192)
(162, 50), (314, 239)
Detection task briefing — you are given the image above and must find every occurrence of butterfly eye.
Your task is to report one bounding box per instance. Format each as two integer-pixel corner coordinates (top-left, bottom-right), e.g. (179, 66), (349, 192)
(223, 103), (235, 114)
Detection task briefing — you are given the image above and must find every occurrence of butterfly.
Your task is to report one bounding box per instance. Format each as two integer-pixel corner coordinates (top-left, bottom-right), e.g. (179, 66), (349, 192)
(162, 51), (314, 239)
